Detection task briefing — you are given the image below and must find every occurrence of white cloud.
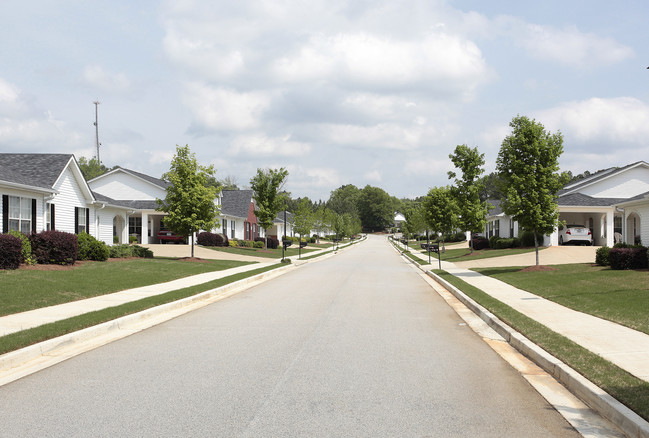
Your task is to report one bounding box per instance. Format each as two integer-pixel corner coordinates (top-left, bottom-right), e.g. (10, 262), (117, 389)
(493, 17), (635, 68)
(0, 78), (19, 103)
(183, 83), (271, 132)
(323, 122), (426, 151)
(364, 169), (382, 182)
(535, 97), (649, 147)
(82, 65), (131, 92)
(230, 133), (311, 157)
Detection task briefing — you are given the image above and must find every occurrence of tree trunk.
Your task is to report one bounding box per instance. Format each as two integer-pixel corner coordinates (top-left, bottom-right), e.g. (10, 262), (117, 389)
(534, 229), (539, 266)
(191, 230), (195, 258)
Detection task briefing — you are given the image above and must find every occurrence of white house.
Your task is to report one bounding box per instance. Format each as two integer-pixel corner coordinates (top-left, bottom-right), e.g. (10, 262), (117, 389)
(88, 167), (170, 244)
(485, 161), (649, 247)
(0, 153), (126, 245)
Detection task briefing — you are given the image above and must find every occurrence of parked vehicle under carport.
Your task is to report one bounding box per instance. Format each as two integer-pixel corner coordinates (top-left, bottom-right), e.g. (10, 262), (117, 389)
(558, 224), (592, 246)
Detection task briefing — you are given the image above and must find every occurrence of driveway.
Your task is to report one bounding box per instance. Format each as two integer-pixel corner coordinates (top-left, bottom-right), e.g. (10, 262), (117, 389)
(142, 243), (272, 263)
(453, 245), (599, 268)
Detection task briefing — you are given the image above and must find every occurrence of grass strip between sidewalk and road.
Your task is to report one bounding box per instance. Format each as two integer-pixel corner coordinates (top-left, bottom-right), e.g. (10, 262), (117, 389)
(0, 264), (282, 356)
(434, 270), (649, 422)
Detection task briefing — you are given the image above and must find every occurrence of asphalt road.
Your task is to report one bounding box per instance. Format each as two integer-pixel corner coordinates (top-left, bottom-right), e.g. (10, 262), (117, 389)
(0, 235), (579, 437)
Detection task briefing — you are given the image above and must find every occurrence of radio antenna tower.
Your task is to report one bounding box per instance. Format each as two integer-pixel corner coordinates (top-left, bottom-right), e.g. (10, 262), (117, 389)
(93, 101), (101, 164)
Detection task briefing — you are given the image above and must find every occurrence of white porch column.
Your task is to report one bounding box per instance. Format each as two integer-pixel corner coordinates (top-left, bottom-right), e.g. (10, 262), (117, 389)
(606, 210), (614, 247)
(141, 212), (149, 244)
(122, 213), (130, 244)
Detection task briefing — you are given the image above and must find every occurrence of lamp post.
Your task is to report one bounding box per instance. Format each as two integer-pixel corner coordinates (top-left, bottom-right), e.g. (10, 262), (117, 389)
(437, 232), (442, 270)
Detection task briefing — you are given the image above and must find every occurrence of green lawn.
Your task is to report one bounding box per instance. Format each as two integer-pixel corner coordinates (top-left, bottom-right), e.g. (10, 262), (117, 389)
(0, 258), (253, 317)
(473, 263), (649, 335)
(434, 270), (649, 422)
(431, 246), (541, 262)
(204, 245), (319, 259)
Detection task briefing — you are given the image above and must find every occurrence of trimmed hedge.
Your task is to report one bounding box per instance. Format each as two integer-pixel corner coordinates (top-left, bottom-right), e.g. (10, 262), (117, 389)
(0, 234), (23, 270)
(197, 232), (229, 247)
(471, 237), (490, 250)
(255, 237), (279, 249)
(8, 230), (35, 265)
(609, 247), (648, 270)
(77, 232), (110, 262)
(109, 244), (153, 258)
(520, 230), (545, 247)
(490, 237), (518, 249)
(30, 230), (78, 265)
(595, 246), (610, 266)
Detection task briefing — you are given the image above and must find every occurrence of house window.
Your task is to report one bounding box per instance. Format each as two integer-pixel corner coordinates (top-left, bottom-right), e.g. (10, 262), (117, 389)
(76, 207), (88, 234)
(222, 218), (227, 235)
(230, 220), (235, 239)
(8, 196), (32, 234)
(245, 222), (250, 240)
(45, 203), (51, 231)
(614, 216), (622, 235)
(129, 217), (142, 236)
(494, 220), (500, 237)
(510, 220), (515, 238)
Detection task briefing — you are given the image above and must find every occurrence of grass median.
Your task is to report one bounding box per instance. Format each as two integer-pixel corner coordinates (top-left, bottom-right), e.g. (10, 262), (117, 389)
(0, 263), (282, 356)
(434, 269), (649, 422)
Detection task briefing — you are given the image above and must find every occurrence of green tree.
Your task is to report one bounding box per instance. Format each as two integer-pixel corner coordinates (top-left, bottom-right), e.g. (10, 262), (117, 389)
(477, 172), (505, 203)
(496, 115), (570, 265)
(357, 185), (395, 232)
(292, 198), (315, 242)
(448, 144), (488, 251)
(327, 184), (360, 217)
(422, 186), (459, 248)
(250, 167), (289, 248)
(402, 202), (426, 241)
(78, 157), (112, 180)
(156, 145), (220, 258)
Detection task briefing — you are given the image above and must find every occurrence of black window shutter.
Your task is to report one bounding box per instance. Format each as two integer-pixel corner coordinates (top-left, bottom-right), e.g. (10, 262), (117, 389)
(2, 195), (8, 233)
(31, 198), (37, 234)
(74, 207), (79, 234)
(85, 208), (90, 233)
(51, 204), (56, 230)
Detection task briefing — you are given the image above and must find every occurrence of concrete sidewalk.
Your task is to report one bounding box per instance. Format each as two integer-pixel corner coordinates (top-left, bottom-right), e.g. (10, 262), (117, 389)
(403, 245), (649, 383)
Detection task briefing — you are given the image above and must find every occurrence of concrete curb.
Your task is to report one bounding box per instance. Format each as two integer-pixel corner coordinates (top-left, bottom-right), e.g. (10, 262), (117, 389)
(424, 266), (649, 438)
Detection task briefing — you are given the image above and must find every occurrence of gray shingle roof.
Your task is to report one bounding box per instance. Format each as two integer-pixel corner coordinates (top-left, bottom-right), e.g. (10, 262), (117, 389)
(558, 193), (626, 207)
(560, 161), (649, 195)
(0, 153), (72, 189)
(221, 190), (253, 218)
(92, 191), (160, 210)
(275, 210), (294, 223)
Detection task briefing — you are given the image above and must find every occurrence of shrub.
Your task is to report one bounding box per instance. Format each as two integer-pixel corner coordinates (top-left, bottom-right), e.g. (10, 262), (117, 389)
(237, 239), (253, 248)
(229, 239), (239, 247)
(595, 246), (610, 266)
(131, 245), (153, 258)
(0, 234), (22, 269)
(471, 237), (490, 250)
(77, 232), (110, 262)
(197, 231), (218, 246)
(8, 230), (35, 265)
(520, 230), (545, 247)
(255, 237), (279, 249)
(30, 230), (78, 265)
(253, 240), (264, 248)
(489, 235), (500, 248)
(493, 238), (516, 249)
(609, 247), (648, 270)
(113, 236), (119, 244)
(110, 244), (133, 258)
(129, 235), (138, 244)
(215, 233), (229, 247)
(447, 232), (466, 243)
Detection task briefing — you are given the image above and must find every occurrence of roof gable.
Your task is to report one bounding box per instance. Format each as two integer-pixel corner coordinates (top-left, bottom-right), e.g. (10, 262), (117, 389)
(561, 161), (649, 198)
(0, 153), (73, 191)
(221, 190), (254, 218)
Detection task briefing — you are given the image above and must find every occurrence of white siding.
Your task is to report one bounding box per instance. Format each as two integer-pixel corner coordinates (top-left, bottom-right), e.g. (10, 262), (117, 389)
(89, 171), (166, 200)
(51, 167), (95, 236)
(625, 204), (649, 246)
(580, 166), (649, 198)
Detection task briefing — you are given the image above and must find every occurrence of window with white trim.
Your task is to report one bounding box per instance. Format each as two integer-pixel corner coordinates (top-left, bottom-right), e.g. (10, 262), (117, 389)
(9, 196), (32, 234)
(77, 207), (87, 234)
(230, 220), (235, 238)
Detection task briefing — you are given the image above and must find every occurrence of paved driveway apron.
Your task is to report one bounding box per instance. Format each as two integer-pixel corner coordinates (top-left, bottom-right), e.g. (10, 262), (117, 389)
(0, 235), (579, 437)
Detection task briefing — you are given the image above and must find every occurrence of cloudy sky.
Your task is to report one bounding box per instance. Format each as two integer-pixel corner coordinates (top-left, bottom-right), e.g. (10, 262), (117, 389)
(1, 1), (648, 201)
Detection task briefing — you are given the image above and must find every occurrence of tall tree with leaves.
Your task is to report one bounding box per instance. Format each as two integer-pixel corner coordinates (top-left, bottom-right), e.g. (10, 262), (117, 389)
(422, 186), (459, 249)
(78, 157), (113, 180)
(250, 167), (289, 249)
(292, 198), (315, 242)
(496, 115), (569, 266)
(448, 144), (488, 251)
(357, 185), (395, 232)
(156, 145), (220, 257)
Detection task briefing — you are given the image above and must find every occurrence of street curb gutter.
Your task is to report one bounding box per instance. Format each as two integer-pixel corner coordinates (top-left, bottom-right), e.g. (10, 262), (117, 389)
(427, 269), (649, 438)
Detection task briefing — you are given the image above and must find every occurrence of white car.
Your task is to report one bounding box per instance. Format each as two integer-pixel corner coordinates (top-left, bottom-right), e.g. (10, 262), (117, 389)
(559, 224), (592, 246)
